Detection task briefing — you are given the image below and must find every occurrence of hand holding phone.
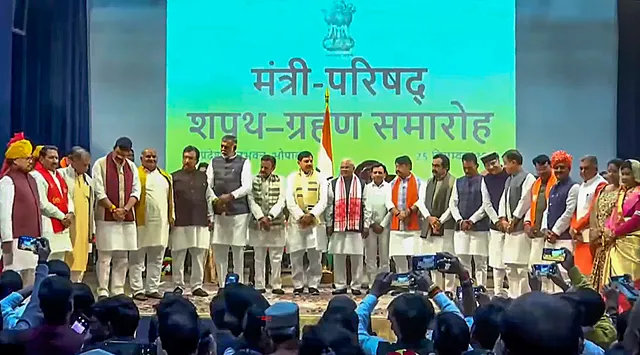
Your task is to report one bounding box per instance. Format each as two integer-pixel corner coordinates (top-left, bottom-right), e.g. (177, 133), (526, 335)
(70, 314), (90, 335)
(541, 248), (566, 262)
(610, 274), (639, 301)
(411, 254), (442, 271)
(532, 263), (556, 277)
(17, 236), (38, 253)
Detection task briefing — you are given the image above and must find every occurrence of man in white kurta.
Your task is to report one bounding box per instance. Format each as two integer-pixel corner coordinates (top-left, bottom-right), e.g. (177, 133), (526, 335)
(207, 135), (253, 285)
(450, 153), (489, 287)
(247, 155), (286, 294)
(130, 149), (174, 300)
(362, 163), (391, 288)
(497, 149), (536, 298)
(285, 151), (328, 296)
(171, 146), (213, 297)
(93, 137), (141, 298)
(326, 159), (366, 296)
(30, 146), (74, 261)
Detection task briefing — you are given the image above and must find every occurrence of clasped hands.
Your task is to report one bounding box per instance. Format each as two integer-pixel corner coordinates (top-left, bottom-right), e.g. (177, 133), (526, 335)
(213, 193), (235, 214)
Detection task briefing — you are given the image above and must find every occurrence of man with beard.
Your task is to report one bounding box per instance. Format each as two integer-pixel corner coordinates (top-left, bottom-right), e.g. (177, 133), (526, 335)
(416, 153), (455, 290)
(480, 152), (510, 295)
(326, 159), (366, 296)
(171, 146), (213, 297)
(130, 148), (174, 300)
(30, 146), (74, 261)
(92, 137), (141, 298)
(248, 154), (287, 294)
(0, 134), (41, 284)
(207, 135), (253, 284)
(285, 151), (328, 296)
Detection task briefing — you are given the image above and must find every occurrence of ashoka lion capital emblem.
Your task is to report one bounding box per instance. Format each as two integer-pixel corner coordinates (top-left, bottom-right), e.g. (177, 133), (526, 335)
(322, 0), (356, 54)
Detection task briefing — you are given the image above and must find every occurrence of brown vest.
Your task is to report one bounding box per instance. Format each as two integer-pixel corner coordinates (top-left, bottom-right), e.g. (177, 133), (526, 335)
(172, 169), (209, 227)
(6, 169), (42, 238)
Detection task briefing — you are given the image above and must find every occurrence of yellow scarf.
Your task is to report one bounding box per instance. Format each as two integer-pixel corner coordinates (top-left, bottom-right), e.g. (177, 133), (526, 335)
(293, 170), (320, 215)
(135, 166), (174, 226)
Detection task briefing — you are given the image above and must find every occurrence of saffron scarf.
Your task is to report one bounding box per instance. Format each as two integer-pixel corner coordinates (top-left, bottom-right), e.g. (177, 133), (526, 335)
(391, 174), (420, 231)
(135, 166), (174, 226)
(34, 163), (69, 233)
(104, 152), (135, 222)
(333, 176), (363, 232)
(530, 174), (557, 226)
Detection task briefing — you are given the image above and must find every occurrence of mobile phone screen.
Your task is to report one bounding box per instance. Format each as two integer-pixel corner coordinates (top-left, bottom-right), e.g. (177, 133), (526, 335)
(391, 273), (411, 287)
(541, 248), (566, 262)
(411, 254), (438, 271)
(17, 236), (38, 253)
(70, 315), (89, 335)
(532, 264), (555, 276)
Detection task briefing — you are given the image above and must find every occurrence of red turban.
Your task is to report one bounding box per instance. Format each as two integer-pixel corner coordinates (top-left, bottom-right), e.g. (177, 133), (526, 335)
(551, 150), (573, 169)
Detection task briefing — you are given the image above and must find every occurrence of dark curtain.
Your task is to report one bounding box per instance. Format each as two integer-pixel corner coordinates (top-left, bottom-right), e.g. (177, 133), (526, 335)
(10, 0), (90, 153)
(617, 0), (640, 160)
(0, 1), (12, 146)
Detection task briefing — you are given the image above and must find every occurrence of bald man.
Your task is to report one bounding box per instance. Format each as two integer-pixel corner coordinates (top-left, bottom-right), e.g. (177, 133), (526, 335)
(326, 159), (366, 295)
(130, 148), (174, 300)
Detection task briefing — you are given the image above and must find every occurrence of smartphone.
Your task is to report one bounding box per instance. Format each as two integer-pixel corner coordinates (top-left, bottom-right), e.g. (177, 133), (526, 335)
(225, 273), (240, 286)
(17, 236), (38, 253)
(532, 264), (556, 276)
(70, 314), (90, 335)
(541, 248), (566, 262)
(610, 274), (639, 301)
(391, 273), (412, 287)
(411, 254), (442, 271)
(456, 286), (485, 300)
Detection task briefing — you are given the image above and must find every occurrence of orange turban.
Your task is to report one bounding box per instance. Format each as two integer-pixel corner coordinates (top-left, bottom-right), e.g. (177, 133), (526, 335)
(551, 150), (573, 168)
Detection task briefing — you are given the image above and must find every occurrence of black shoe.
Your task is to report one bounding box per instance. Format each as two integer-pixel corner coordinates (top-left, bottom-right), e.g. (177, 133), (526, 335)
(256, 288), (266, 294)
(146, 291), (164, 299)
(293, 288), (304, 295)
(133, 292), (148, 301)
(332, 288), (347, 295)
(192, 288), (209, 297)
(98, 295), (108, 301)
(272, 288), (285, 295)
(351, 289), (362, 296)
(309, 287), (320, 296)
(173, 287), (184, 295)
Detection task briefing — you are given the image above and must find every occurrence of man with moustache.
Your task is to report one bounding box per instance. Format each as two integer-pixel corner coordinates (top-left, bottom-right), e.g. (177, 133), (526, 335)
(30, 146), (74, 261)
(58, 146), (94, 282)
(248, 154), (287, 294)
(285, 151), (328, 296)
(450, 153), (489, 287)
(171, 145), (213, 297)
(362, 163), (391, 288)
(387, 155), (423, 273)
(497, 149), (536, 298)
(541, 150), (579, 292)
(92, 137), (141, 298)
(416, 153), (455, 290)
(207, 135), (253, 284)
(130, 148), (174, 300)
(0, 134), (42, 284)
(327, 159), (366, 295)
(480, 152), (510, 295)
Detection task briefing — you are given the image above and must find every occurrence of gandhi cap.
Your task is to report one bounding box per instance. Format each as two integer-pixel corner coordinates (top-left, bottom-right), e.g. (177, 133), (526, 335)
(480, 152), (499, 165)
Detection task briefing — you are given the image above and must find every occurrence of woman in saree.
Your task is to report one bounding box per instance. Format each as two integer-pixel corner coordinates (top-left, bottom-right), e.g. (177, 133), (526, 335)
(590, 159), (623, 290)
(594, 159), (640, 290)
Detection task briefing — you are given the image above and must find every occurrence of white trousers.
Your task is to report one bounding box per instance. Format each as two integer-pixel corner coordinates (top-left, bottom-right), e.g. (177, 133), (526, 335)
(254, 246), (284, 290)
(506, 264), (529, 298)
(97, 250), (128, 297)
(48, 252), (66, 261)
(213, 245), (245, 285)
(458, 254), (488, 286)
(172, 247), (206, 291)
(432, 272), (457, 293)
(290, 249), (322, 289)
(493, 268), (507, 296)
(333, 254), (363, 290)
(393, 256), (409, 273)
(129, 245), (166, 294)
(363, 230), (390, 286)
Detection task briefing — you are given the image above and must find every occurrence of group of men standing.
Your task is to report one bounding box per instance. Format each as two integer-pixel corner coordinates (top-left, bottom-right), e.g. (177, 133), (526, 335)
(0, 131), (606, 299)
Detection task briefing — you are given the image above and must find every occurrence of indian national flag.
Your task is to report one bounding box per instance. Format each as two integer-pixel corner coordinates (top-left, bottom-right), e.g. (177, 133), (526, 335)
(317, 88), (334, 178)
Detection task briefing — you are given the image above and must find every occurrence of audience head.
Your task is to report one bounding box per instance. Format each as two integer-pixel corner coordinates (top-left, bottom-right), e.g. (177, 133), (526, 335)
(47, 259), (71, 279)
(70, 282), (95, 320)
(319, 303), (358, 334)
(300, 323), (364, 355)
(532, 154), (552, 181)
(607, 158), (624, 186)
(502, 149), (523, 175)
(39, 275), (73, 326)
(387, 293), (435, 343)
(0, 270), (23, 299)
(209, 294), (227, 331)
(156, 295), (201, 355)
(500, 292), (582, 355)
(91, 295), (140, 341)
(471, 299), (510, 350)
(223, 283), (270, 337)
(265, 302), (300, 345)
(481, 152), (503, 175)
(559, 289), (606, 328)
(433, 312), (470, 355)
(395, 155), (413, 178)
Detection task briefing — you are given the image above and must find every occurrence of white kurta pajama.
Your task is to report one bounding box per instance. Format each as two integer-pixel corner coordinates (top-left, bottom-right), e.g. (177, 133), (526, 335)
(93, 156), (141, 297)
(387, 175), (423, 273)
(207, 156), (253, 284)
(247, 174), (287, 291)
(363, 181), (392, 286)
(130, 169), (173, 295)
(30, 169), (74, 260)
(285, 171), (329, 290)
(498, 171), (536, 298)
(481, 177), (509, 296)
(327, 176), (365, 292)
(450, 179), (489, 286)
